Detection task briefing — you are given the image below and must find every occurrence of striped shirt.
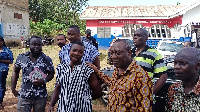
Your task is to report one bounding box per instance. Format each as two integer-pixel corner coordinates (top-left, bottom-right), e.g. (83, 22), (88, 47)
(56, 62), (94, 112)
(59, 41), (99, 64)
(132, 45), (167, 78)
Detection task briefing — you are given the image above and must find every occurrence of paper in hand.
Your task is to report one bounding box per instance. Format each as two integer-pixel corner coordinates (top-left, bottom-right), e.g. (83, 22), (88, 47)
(29, 68), (47, 82)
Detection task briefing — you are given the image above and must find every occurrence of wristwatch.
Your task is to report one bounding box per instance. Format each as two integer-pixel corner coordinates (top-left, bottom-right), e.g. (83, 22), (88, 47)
(44, 79), (47, 84)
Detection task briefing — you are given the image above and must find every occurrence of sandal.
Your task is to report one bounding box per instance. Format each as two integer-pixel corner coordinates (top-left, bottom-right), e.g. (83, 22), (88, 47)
(0, 103), (4, 110)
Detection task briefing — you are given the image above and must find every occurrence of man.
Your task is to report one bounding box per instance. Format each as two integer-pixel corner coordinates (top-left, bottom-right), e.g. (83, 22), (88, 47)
(87, 39), (153, 112)
(59, 25), (100, 69)
(81, 29), (98, 49)
(56, 34), (68, 63)
(132, 28), (168, 95)
(11, 36), (55, 112)
(56, 34), (68, 49)
(167, 47), (200, 111)
(183, 41), (192, 47)
(48, 41), (102, 112)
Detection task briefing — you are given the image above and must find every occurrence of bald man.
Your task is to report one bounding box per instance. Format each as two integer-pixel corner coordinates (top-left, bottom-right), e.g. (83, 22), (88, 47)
(132, 28), (168, 111)
(167, 47), (200, 111)
(183, 41), (192, 47)
(132, 28), (168, 94)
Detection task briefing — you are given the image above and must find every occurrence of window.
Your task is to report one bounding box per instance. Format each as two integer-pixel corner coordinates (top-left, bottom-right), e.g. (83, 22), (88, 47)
(122, 24), (144, 37)
(161, 29), (166, 37)
(14, 12), (22, 19)
(122, 24), (171, 39)
(151, 28), (156, 37)
(97, 27), (111, 38)
(157, 29), (161, 37)
(149, 24), (171, 38)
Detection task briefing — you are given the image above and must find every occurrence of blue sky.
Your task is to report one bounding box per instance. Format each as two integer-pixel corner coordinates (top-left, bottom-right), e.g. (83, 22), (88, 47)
(87, 0), (189, 6)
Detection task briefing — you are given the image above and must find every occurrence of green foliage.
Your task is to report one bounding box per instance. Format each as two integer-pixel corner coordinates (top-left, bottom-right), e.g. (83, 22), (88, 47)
(30, 19), (65, 37)
(29, 0), (88, 37)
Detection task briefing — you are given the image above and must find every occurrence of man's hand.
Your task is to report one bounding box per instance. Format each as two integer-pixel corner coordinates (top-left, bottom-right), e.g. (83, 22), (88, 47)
(12, 89), (18, 97)
(33, 78), (45, 86)
(47, 106), (54, 112)
(153, 73), (168, 94)
(86, 62), (99, 73)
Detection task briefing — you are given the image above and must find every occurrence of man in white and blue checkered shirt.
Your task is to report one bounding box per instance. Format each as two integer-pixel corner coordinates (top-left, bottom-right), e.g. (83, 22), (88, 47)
(59, 25), (100, 70)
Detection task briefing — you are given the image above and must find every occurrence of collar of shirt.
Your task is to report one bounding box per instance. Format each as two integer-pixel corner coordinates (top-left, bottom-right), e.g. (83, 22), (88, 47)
(190, 75), (200, 95)
(24, 51), (47, 64)
(24, 51), (44, 58)
(2, 46), (10, 53)
(177, 76), (200, 95)
(113, 59), (137, 78)
(132, 45), (150, 57)
(2, 46), (6, 51)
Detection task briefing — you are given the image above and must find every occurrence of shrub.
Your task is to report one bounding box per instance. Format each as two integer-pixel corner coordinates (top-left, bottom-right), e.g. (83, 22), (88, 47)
(5, 39), (22, 48)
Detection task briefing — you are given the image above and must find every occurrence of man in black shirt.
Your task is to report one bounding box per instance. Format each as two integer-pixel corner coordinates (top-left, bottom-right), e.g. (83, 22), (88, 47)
(82, 29), (98, 49)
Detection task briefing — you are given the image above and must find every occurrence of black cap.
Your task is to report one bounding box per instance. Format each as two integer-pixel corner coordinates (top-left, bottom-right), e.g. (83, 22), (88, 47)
(85, 29), (91, 34)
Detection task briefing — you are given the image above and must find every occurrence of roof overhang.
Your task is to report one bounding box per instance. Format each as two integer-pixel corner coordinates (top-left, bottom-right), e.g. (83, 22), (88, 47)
(169, 0), (200, 18)
(80, 16), (170, 20)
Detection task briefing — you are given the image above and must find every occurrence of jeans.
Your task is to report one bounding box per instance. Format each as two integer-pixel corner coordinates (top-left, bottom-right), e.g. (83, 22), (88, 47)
(0, 70), (8, 104)
(17, 97), (47, 112)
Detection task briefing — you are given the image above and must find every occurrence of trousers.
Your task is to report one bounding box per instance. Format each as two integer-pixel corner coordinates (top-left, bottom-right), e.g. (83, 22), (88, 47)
(17, 97), (47, 112)
(0, 70), (8, 103)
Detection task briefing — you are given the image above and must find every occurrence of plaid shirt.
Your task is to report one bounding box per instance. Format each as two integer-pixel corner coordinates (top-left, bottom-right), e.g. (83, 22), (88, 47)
(97, 59), (153, 112)
(167, 76), (200, 112)
(59, 41), (99, 64)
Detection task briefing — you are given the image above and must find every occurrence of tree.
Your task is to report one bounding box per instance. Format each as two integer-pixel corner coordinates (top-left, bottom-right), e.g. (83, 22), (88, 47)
(29, 0), (88, 36)
(29, 0), (88, 25)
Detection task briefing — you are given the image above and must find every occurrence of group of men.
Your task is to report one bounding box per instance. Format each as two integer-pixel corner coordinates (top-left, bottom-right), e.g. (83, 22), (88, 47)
(10, 25), (200, 112)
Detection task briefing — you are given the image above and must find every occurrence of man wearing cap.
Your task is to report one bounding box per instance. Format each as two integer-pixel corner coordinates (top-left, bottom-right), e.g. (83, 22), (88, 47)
(81, 29), (98, 49)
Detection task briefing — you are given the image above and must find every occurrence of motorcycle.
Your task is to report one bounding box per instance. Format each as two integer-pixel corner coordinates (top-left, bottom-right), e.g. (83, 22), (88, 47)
(20, 37), (29, 48)
(42, 35), (54, 45)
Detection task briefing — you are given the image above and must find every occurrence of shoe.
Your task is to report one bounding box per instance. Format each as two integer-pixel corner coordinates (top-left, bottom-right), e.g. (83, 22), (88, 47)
(0, 103), (4, 110)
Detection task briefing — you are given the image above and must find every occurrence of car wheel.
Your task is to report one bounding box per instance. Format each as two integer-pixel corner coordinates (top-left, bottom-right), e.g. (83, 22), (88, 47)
(100, 83), (109, 106)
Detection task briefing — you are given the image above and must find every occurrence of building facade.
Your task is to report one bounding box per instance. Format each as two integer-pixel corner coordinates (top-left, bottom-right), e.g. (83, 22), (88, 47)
(169, 0), (200, 47)
(0, 0), (29, 42)
(80, 4), (198, 48)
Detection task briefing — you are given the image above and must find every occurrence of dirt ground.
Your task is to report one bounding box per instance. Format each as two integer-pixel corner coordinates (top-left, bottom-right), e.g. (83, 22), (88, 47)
(0, 88), (18, 112)
(0, 88), (107, 112)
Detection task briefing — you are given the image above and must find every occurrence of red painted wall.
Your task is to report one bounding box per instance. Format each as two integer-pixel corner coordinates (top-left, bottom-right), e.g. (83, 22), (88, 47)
(86, 16), (182, 28)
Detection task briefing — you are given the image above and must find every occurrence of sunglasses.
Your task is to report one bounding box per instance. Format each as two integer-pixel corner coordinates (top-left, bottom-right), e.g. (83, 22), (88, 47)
(134, 34), (142, 37)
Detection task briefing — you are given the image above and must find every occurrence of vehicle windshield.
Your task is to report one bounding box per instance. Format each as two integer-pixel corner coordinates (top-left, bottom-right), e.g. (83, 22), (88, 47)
(159, 42), (183, 52)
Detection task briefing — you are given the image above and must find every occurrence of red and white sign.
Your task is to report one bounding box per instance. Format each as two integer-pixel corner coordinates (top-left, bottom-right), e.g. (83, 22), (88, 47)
(86, 16), (182, 28)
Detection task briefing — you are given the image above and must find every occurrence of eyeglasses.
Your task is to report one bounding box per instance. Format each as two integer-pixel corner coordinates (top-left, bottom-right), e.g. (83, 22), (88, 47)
(134, 34), (142, 37)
